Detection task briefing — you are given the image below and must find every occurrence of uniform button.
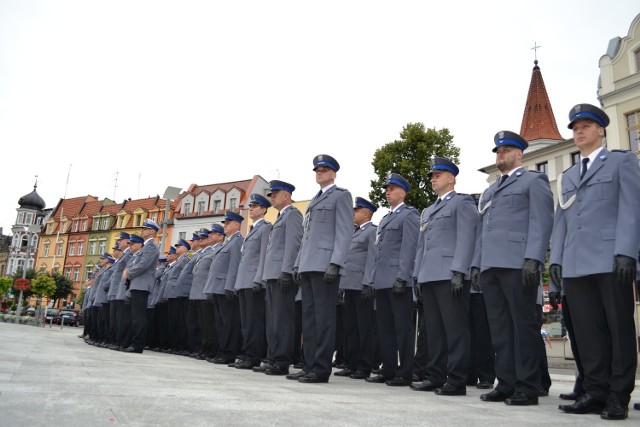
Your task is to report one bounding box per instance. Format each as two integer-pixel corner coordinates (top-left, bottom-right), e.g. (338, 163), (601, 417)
(577, 226), (582, 229)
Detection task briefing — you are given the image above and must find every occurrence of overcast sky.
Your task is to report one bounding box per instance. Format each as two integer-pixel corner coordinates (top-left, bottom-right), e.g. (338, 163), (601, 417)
(1, 1), (638, 231)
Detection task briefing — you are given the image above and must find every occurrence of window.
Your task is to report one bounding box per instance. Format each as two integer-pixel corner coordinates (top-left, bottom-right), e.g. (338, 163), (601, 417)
(25, 212), (33, 225)
(44, 242), (50, 257)
(53, 266), (59, 274)
(229, 198), (237, 209)
(89, 241), (97, 256)
(73, 268), (80, 282)
(213, 200), (221, 212)
(56, 243), (63, 256)
(65, 268), (71, 279)
(21, 236), (28, 249)
(135, 215), (142, 227)
(179, 232), (186, 241)
(636, 49), (640, 73)
(81, 220), (88, 231)
(31, 235), (37, 248)
(68, 242), (76, 256)
(102, 218), (110, 229)
(570, 151), (580, 166)
(92, 218), (100, 230)
(98, 241), (106, 254)
(183, 202), (191, 214)
(37, 217), (43, 225)
(151, 212), (158, 222)
(73, 221), (79, 232)
(197, 201), (206, 214)
(626, 111), (639, 152)
(77, 242), (84, 256)
(536, 161), (548, 175)
(17, 212), (25, 224)
(119, 216), (126, 228)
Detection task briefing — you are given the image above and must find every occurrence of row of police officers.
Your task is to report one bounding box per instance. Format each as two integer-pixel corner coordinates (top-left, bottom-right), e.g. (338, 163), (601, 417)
(80, 103), (639, 420)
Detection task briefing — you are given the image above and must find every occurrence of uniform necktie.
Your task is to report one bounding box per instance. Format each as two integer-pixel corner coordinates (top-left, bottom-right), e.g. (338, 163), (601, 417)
(499, 175), (508, 186)
(435, 198), (441, 206)
(580, 158), (589, 180)
(250, 225), (254, 231)
(315, 190), (323, 200)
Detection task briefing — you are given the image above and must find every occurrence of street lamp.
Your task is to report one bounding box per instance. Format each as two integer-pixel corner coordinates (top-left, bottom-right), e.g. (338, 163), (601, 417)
(15, 224), (41, 324)
(159, 186), (182, 251)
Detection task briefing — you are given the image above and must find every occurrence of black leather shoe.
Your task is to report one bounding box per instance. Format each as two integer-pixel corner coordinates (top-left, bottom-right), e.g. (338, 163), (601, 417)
(386, 377), (412, 386)
(298, 372), (329, 383)
(286, 370), (308, 380)
(480, 389), (510, 402)
(212, 357), (234, 365)
(559, 392), (579, 400)
(122, 346), (142, 353)
(505, 392), (538, 406)
(265, 365), (289, 376)
(410, 380), (442, 391)
(349, 370), (370, 380)
(412, 373), (424, 382)
(194, 354), (206, 360)
(435, 383), (466, 396)
(235, 360), (255, 370)
(293, 362), (305, 369)
(476, 380), (494, 389)
(227, 361), (238, 368)
(365, 374), (390, 384)
(252, 364), (273, 373)
(600, 398), (628, 420)
(333, 368), (355, 377)
(633, 402), (640, 410)
(538, 389), (549, 397)
(559, 393), (605, 414)
(107, 344), (118, 350)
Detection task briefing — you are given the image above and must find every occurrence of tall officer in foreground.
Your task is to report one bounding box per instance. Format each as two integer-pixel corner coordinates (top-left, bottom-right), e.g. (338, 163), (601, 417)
(367, 173), (419, 387)
(412, 158), (477, 395)
(471, 131), (553, 406)
(292, 155), (353, 383)
(550, 104), (640, 420)
(122, 219), (160, 353)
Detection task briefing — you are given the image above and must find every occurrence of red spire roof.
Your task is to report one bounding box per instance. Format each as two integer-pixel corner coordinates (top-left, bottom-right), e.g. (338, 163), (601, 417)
(519, 61), (563, 141)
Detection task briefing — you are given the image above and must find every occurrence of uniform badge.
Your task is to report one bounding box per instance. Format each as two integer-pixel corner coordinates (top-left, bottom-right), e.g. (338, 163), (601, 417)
(515, 171), (522, 176)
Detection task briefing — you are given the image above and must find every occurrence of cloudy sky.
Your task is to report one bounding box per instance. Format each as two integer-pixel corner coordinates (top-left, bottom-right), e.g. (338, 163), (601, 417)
(1, 0), (638, 231)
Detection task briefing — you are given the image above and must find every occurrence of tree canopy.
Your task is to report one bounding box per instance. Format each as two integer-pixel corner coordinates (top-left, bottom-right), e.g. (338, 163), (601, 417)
(51, 273), (74, 306)
(31, 275), (56, 297)
(369, 123), (460, 211)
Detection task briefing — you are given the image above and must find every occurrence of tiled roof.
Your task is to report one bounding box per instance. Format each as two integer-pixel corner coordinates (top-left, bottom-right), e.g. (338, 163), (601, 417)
(519, 61), (563, 141)
(51, 196), (98, 221)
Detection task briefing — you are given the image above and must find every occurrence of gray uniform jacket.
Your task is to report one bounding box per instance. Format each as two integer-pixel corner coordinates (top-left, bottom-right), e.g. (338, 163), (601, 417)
(190, 244), (221, 300)
(414, 192), (478, 283)
(473, 168), (553, 272)
(107, 255), (127, 301)
(149, 265), (169, 307)
(262, 206), (303, 281)
(204, 233), (243, 295)
(370, 204), (419, 289)
(114, 251), (133, 301)
(127, 239), (159, 292)
(295, 185), (353, 273)
(87, 269), (103, 306)
(550, 149), (640, 278)
(235, 220), (272, 290)
(176, 249), (202, 298)
(162, 254), (189, 299)
(339, 222), (377, 291)
(81, 286), (92, 310)
(92, 266), (114, 306)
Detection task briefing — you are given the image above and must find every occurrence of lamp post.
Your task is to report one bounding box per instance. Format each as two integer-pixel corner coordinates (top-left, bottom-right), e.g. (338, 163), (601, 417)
(15, 224), (41, 324)
(159, 186), (182, 251)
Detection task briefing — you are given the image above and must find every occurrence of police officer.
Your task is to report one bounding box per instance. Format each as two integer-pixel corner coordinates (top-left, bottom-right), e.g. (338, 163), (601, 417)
(366, 173), (419, 386)
(292, 155), (353, 383)
(166, 239), (191, 354)
(114, 234), (135, 350)
(412, 158), (477, 395)
(550, 104), (640, 420)
(106, 233), (130, 350)
(334, 197), (378, 380)
(92, 253), (115, 346)
(471, 131), (553, 406)
(234, 194), (272, 369)
(203, 212), (244, 364)
(152, 246), (176, 351)
(122, 219), (161, 353)
(258, 181), (303, 375)
(180, 232), (204, 356)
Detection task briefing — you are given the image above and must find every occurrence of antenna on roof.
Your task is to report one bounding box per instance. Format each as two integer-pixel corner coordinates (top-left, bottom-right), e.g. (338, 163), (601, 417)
(113, 172), (119, 201)
(137, 173), (141, 199)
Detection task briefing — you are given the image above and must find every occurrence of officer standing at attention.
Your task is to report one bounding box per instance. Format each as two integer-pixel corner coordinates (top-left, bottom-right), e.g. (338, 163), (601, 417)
(471, 131), (553, 406)
(333, 197), (378, 380)
(411, 157), (477, 396)
(258, 181), (303, 376)
(204, 212), (244, 365)
(234, 194), (272, 370)
(291, 154), (353, 384)
(166, 239), (191, 354)
(550, 104), (640, 420)
(366, 173), (419, 387)
(122, 219), (160, 353)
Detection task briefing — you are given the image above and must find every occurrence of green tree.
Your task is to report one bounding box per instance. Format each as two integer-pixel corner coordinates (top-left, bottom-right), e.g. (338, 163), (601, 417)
(51, 273), (74, 306)
(75, 286), (87, 308)
(0, 277), (13, 295)
(369, 123), (460, 211)
(31, 275), (56, 298)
